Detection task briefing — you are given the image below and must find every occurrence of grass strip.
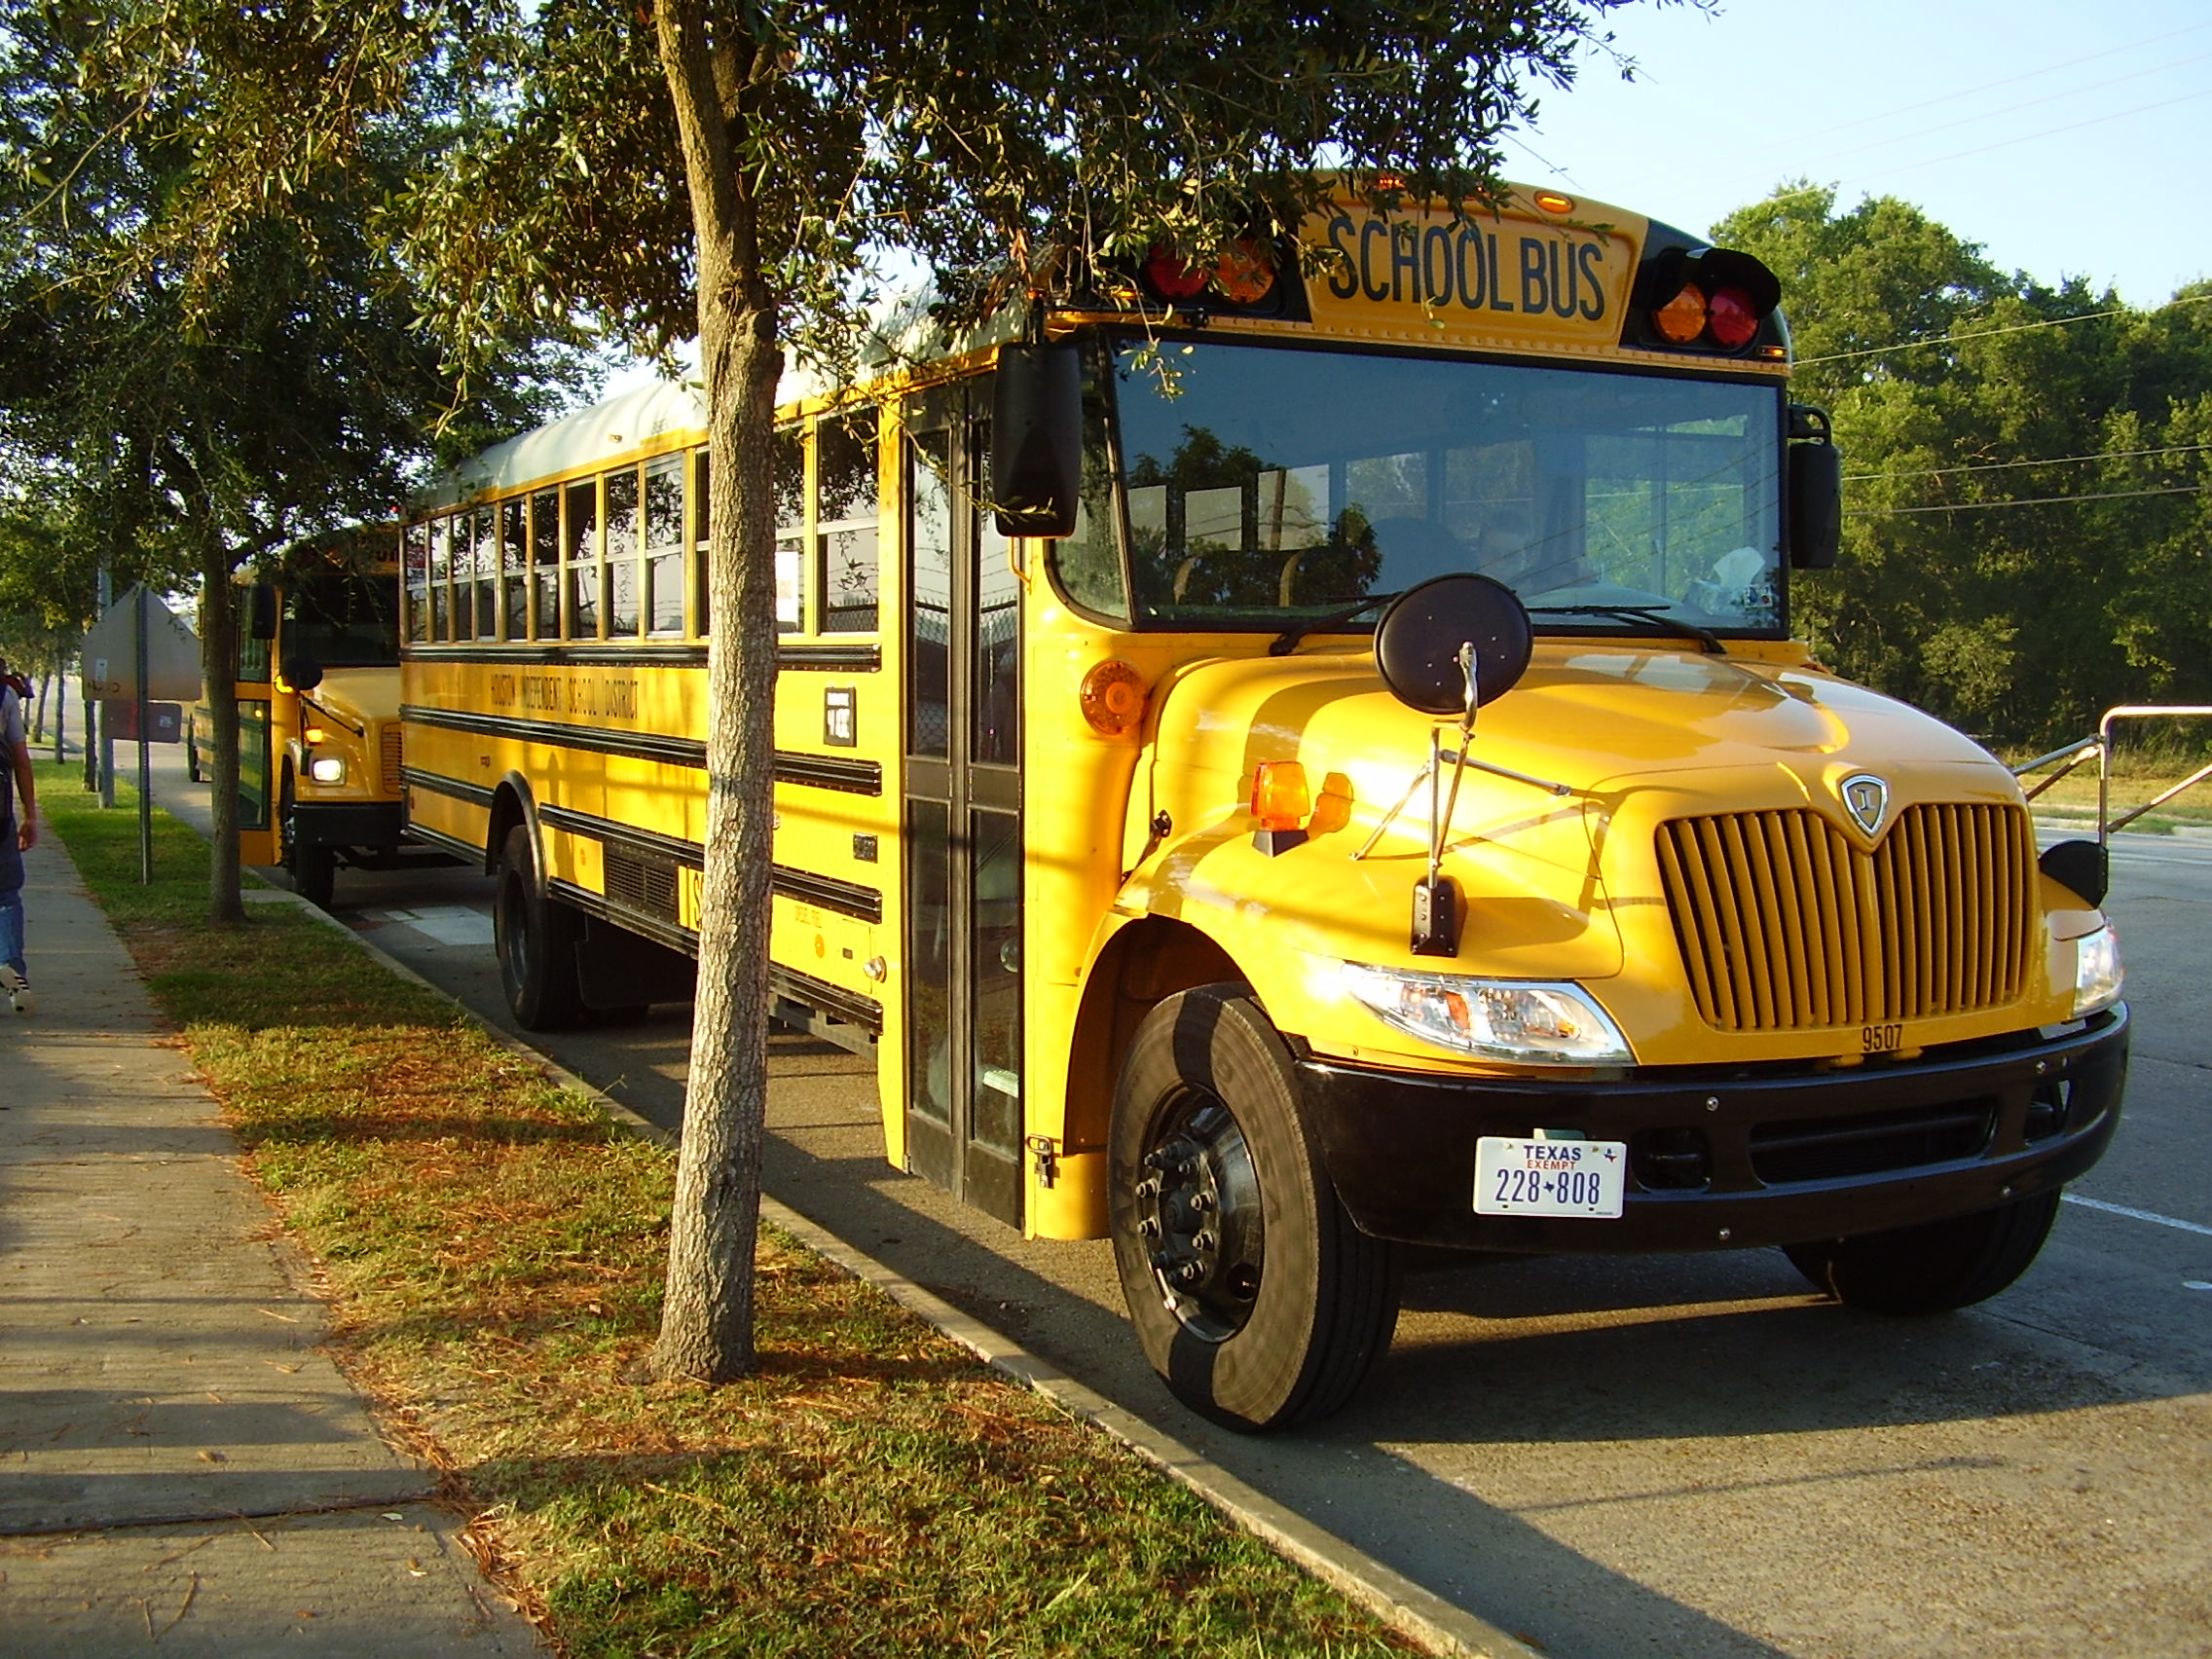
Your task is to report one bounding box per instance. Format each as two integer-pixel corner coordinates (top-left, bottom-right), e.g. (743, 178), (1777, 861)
(37, 761), (1414, 1659)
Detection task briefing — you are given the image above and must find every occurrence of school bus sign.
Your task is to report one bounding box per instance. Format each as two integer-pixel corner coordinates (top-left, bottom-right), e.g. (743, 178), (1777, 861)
(1304, 189), (1644, 356)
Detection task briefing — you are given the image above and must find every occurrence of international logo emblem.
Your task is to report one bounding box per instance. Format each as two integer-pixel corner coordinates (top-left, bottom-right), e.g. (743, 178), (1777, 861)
(1840, 773), (1890, 837)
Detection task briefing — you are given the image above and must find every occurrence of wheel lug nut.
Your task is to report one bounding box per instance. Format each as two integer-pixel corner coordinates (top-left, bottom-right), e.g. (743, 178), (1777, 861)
(1151, 1248), (1176, 1272)
(1172, 1263), (1203, 1287)
(1135, 1177), (1161, 1198)
(1189, 1191), (1214, 1212)
(1138, 1218), (1161, 1239)
(1193, 1230), (1217, 1252)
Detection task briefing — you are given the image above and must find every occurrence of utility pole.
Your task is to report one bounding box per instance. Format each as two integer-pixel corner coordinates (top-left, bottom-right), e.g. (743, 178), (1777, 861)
(95, 566), (115, 808)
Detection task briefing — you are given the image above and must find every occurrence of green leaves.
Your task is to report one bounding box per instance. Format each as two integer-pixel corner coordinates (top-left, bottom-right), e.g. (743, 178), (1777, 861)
(1720, 185), (2212, 745)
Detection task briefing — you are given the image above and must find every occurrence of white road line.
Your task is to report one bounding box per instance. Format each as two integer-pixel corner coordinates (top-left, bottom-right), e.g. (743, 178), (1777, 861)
(2062, 1193), (2212, 1237)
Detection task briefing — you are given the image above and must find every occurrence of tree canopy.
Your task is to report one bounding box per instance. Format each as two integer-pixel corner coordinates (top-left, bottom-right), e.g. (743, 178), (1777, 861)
(1720, 183), (2212, 746)
(0, 0), (590, 915)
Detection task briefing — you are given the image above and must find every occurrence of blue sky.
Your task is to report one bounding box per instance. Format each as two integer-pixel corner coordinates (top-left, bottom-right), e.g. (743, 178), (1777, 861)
(1514, 0), (2212, 306)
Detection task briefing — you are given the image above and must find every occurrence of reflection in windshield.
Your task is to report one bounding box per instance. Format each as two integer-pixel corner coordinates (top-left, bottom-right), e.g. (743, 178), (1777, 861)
(1057, 339), (1783, 637)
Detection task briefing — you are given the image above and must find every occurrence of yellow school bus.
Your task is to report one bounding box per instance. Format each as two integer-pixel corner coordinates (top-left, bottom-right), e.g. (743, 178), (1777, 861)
(399, 182), (2127, 1430)
(220, 532), (427, 908)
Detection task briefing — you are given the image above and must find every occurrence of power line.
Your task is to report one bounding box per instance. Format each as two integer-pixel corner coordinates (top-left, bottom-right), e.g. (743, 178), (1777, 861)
(1846, 483), (2208, 517)
(1866, 84), (2212, 183)
(1790, 49), (2212, 176)
(1846, 442), (2212, 483)
(1795, 290), (2212, 367)
(1768, 18), (2212, 150)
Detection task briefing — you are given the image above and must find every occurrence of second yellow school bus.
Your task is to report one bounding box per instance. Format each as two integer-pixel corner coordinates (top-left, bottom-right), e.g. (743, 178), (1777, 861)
(400, 182), (2127, 1430)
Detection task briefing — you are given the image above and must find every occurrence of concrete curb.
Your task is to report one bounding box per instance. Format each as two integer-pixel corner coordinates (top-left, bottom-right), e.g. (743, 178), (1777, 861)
(260, 883), (1539, 1659)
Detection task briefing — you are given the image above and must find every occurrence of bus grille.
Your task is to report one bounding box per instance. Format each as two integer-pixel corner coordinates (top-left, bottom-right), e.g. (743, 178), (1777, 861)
(381, 725), (403, 793)
(1655, 803), (2036, 1031)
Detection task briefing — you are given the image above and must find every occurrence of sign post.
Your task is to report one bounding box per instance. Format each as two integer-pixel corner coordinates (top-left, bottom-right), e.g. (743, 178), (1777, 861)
(82, 587), (203, 884)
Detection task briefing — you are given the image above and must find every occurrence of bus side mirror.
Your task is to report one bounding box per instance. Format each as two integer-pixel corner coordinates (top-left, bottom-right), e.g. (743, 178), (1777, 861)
(1788, 405), (1842, 571)
(991, 344), (1083, 539)
(246, 583), (280, 641)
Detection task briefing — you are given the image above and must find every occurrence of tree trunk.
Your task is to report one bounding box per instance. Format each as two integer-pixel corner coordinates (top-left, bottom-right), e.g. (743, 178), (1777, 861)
(200, 535), (246, 926)
(649, 0), (783, 1383)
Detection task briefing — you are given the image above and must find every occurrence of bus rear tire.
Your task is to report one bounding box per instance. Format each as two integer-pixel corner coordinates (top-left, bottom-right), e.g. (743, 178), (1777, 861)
(1784, 1189), (2061, 1314)
(1109, 983), (1400, 1432)
(496, 825), (586, 1031)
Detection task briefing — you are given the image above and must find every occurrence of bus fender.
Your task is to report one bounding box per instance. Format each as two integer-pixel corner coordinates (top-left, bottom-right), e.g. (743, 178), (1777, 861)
(484, 772), (544, 885)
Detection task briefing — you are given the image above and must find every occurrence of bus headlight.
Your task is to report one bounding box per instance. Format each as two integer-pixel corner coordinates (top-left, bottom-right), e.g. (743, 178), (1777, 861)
(2072, 924), (2121, 1017)
(1342, 964), (1634, 1066)
(308, 755), (347, 784)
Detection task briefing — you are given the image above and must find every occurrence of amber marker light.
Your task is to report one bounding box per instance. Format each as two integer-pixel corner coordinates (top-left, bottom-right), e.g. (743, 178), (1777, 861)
(1532, 191), (1575, 215)
(1250, 760), (1312, 831)
(1654, 284), (1709, 344)
(1079, 659), (1147, 736)
(1212, 241), (1275, 305)
(303, 724), (328, 745)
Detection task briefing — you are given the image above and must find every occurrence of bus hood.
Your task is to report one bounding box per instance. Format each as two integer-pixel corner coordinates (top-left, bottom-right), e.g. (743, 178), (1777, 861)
(301, 665), (401, 730)
(1126, 642), (2016, 986)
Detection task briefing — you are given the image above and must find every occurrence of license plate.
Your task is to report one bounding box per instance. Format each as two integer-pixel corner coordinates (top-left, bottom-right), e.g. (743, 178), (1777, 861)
(1474, 1136), (1627, 1218)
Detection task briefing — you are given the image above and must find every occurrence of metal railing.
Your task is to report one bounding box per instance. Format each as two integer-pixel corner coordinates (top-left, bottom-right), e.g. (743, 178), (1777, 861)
(2012, 705), (2212, 841)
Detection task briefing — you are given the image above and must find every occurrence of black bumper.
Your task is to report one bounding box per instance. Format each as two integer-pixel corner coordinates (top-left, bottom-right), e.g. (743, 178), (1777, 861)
(1300, 1005), (2128, 1252)
(289, 800), (406, 849)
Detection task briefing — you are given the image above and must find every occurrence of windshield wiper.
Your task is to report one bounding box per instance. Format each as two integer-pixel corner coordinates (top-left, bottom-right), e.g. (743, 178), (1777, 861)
(1269, 592), (1402, 657)
(1526, 604), (1725, 655)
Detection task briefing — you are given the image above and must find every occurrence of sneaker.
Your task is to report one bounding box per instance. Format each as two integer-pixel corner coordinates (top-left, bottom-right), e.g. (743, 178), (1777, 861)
(1, 967), (26, 1015)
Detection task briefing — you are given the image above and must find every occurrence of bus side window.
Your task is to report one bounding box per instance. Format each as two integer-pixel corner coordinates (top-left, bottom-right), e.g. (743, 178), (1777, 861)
(645, 455), (685, 637)
(404, 521), (430, 645)
(429, 516), (453, 641)
(774, 424), (806, 634)
(531, 489), (560, 640)
(473, 505), (498, 641)
(691, 446), (710, 637)
(500, 498), (528, 642)
(565, 477), (600, 641)
(818, 407), (879, 633)
(606, 465), (641, 639)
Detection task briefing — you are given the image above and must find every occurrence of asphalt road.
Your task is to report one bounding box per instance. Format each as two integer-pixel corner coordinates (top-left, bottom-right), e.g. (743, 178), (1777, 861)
(133, 737), (2212, 1659)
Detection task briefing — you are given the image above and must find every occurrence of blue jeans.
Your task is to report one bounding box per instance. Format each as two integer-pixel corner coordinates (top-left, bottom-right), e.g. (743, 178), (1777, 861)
(0, 826), (22, 980)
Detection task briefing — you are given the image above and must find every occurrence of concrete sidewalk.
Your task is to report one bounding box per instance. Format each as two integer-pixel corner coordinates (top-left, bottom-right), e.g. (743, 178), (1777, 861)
(0, 831), (539, 1654)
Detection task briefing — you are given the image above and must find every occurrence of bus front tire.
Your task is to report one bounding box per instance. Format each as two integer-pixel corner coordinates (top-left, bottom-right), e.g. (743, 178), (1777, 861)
(496, 825), (587, 1031)
(288, 837), (336, 911)
(278, 777), (336, 910)
(1784, 1189), (2061, 1314)
(1109, 983), (1401, 1432)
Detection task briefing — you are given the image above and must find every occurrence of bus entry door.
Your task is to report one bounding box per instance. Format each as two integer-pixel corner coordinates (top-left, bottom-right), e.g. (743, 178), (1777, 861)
(902, 382), (1025, 1228)
(233, 591), (278, 867)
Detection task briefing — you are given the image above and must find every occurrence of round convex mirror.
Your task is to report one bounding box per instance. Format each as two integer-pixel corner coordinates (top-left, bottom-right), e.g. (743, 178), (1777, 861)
(1373, 573), (1533, 716)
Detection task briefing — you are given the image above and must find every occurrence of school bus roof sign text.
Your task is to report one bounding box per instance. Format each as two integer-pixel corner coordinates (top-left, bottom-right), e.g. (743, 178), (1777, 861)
(1302, 193), (1642, 356)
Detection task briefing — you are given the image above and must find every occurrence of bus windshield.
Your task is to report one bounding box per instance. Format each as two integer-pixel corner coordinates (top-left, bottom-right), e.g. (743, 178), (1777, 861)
(286, 565), (401, 668)
(1055, 338), (1785, 637)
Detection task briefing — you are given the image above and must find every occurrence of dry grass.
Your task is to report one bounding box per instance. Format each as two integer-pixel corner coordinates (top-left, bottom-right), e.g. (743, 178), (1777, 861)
(41, 762), (1415, 1659)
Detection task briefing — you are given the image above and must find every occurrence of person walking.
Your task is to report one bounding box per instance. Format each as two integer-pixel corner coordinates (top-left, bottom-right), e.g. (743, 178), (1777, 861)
(1, 653), (37, 1014)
